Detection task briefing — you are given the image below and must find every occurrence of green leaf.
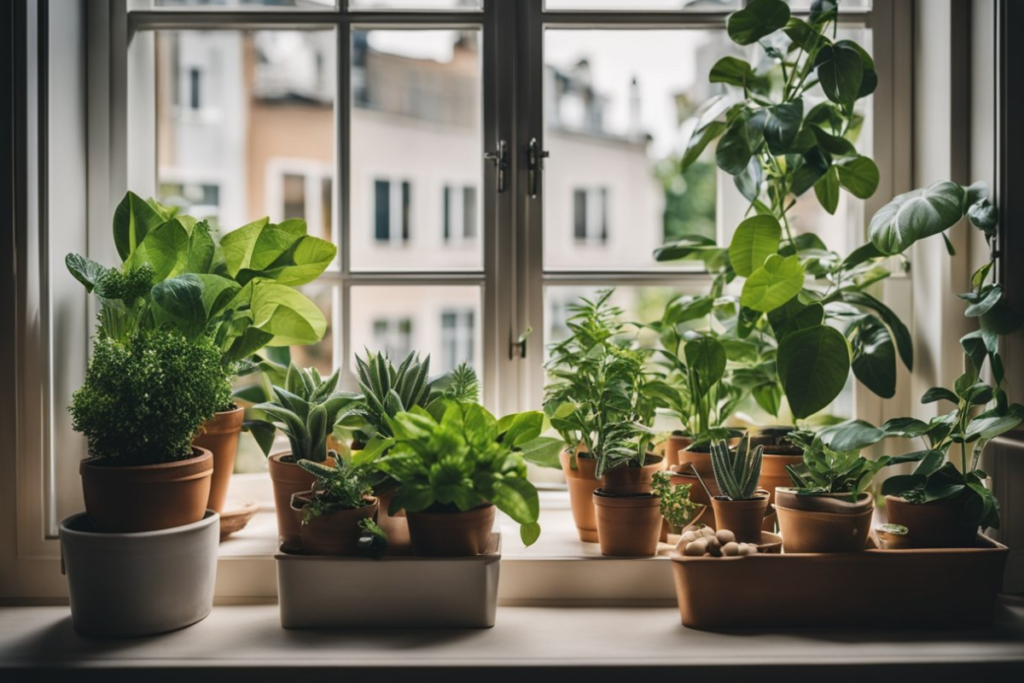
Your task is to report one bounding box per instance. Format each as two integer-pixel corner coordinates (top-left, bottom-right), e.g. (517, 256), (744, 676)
(502, 411), (544, 449)
(777, 324), (851, 418)
(112, 191), (167, 261)
(869, 181), (968, 255)
(680, 95), (734, 171)
(768, 297), (824, 341)
(841, 242), (884, 270)
(880, 417), (930, 438)
(734, 156), (763, 203)
(964, 285), (1002, 318)
(728, 215), (782, 277)
(845, 40), (878, 99)
(784, 17), (818, 51)
(716, 109), (765, 176)
(709, 57), (760, 89)
(727, 0), (791, 46)
(815, 42), (864, 107)
(840, 291), (914, 372)
(965, 404), (1024, 441)
(763, 99), (804, 155)
(818, 419), (886, 452)
(851, 320), (896, 399)
(220, 218), (337, 286)
(249, 281), (328, 347)
(66, 254), (108, 293)
(791, 149), (830, 197)
(921, 387), (959, 405)
(741, 254), (805, 313)
(520, 522), (542, 547)
(968, 199), (999, 236)
(518, 436), (565, 469)
(491, 477), (540, 526)
(752, 383), (782, 417)
(809, 0), (837, 25)
(141, 219), (191, 282)
(810, 125), (856, 156)
(151, 274), (207, 339)
(814, 165), (841, 215)
(684, 336), (728, 394)
(837, 156), (879, 199)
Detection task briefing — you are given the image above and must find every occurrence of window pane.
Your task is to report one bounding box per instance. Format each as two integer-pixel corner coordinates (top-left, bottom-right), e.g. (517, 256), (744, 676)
(543, 29), (742, 271)
(784, 0), (870, 8)
(144, 0), (337, 10)
(349, 285), (481, 375)
(349, 0), (482, 10)
(350, 29), (483, 271)
(155, 30), (336, 240)
(545, 1), (741, 10)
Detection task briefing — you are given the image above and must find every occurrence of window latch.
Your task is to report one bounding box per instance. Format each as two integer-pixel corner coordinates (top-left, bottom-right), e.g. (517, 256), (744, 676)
(528, 137), (549, 199)
(510, 327), (533, 360)
(484, 140), (509, 193)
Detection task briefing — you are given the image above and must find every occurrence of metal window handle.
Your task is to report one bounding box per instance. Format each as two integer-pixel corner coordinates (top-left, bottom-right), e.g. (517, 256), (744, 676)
(528, 138), (549, 199)
(484, 140), (509, 193)
(510, 327), (533, 360)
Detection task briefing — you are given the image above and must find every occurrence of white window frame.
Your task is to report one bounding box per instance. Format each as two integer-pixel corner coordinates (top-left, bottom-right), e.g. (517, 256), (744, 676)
(3, 0), (931, 603)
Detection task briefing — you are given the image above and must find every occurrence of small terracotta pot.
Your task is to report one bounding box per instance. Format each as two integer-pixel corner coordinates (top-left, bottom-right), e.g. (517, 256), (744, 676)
(776, 490), (874, 553)
(664, 435), (693, 470)
(375, 483), (412, 555)
(406, 504), (495, 557)
(593, 490), (662, 557)
(672, 446), (721, 528)
(758, 452), (803, 531)
(885, 495), (978, 548)
(192, 406), (244, 513)
(710, 490), (770, 544)
(601, 454), (665, 495)
(269, 452), (335, 547)
(560, 446), (600, 543)
(80, 448), (213, 533)
(291, 492), (378, 556)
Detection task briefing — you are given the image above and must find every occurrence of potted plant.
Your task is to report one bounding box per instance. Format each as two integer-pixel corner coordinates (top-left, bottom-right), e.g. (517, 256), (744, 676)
(543, 289), (668, 542)
(652, 471), (706, 542)
(707, 440), (768, 543)
(290, 458), (387, 557)
(246, 362), (360, 545)
(776, 431), (895, 553)
(68, 192), (337, 516)
(378, 400), (543, 556)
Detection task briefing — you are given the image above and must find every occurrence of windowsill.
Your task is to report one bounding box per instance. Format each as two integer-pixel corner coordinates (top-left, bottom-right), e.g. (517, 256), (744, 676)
(1, 601), (1022, 681)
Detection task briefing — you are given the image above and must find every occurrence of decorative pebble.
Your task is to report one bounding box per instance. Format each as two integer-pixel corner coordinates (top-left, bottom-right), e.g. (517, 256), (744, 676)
(738, 543), (757, 556)
(716, 529), (736, 544)
(722, 541), (740, 556)
(684, 540), (707, 556)
(681, 531), (698, 543)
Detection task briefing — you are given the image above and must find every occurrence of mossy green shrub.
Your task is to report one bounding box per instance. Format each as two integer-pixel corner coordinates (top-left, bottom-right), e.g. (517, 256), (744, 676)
(70, 328), (232, 465)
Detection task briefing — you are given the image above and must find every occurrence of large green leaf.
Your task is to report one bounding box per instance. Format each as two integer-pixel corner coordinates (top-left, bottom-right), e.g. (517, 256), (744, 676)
(815, 41), (864, 107)
(965, 404), (1024, 442)
(151, 274), (206, 339)
(680, 95), (733, 171)
(112, 191), (167, 261)
(518, 436), (565, 470)
(839, 291), (913, 371)
(684, 336), (727, 394)
(140, 219), (190, 282)
(716, 109), (765, 176)
(768, 296), (824, 341)
(837, 156), (879, 199)
(763, 99), (804, 155)
(868, 181), (967, 255)
(777, 324), (851, 418)
(709, 57), (762, 90)
(249, 281), (328, 346)
(791, 149), (830, 197)
(819, 419), (885, 452)
(66, 254), (108, 293)
(814, 165), (841, 215)
(727, 0), (791, 46)
(741, 254), (805, 312)
(851, 319), (896, 399)
(728, 215), (781, 277)
(220, 218), (337, 286)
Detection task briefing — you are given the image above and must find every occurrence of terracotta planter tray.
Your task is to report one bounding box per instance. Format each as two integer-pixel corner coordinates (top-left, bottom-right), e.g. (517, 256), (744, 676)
(671, 534), (1008, 630)
(275, 532), (501, 629)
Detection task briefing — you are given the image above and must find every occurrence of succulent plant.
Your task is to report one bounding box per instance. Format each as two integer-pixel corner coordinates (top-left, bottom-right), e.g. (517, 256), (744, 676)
(710, 439), (763, 501)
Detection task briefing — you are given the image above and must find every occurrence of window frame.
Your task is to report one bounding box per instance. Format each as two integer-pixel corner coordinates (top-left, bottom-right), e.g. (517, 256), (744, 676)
(2, 0), (916, 602)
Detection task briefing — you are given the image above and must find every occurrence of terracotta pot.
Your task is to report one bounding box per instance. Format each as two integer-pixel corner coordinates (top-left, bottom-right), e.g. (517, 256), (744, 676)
(758, 452), (804, 531)
(877, 525), (915, 550)
(668, 448), (721, 530)
(291, 492), (378, 556)
(560, 446), (600, 542)
(192, 406), (244, 513)
(80, 448), (213, 533)
(710, 490), (770, 543)
(885, 495), (978, 548)
(664, 435), (693, 470)
(593, 490), (662, 557)
(406, 504), (495, 557)
(375, 483), (412, 555)
(601, 454), (664, 495)
(776, 490), (874, 553)
(269, 452), (336, 547)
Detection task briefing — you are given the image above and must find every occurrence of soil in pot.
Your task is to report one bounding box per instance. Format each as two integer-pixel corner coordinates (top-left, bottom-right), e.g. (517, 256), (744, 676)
(192, 406), (245, 514)
(292, 493), (379, 556)
(664, 434), (693, 470)
(560, 446), (600, 543)
(709, 490), (770, 544)
(593, 489), (662, 557)
(406, 503), (495, 557)
(885, 495), (979, 548)
(775, 489), (874, 553)
(269, 452), (336, 546)
(601, 454), (665, 495)
(80, 447), (213, 533)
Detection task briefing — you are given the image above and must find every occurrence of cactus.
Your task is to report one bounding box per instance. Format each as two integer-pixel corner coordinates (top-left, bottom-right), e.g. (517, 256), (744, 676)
(710, 439), (763, 501)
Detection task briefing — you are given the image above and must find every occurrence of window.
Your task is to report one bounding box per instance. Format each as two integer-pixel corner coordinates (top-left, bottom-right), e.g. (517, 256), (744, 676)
(441, 309), (475, 371)
(373, 317), (414, 360)
(373, 179), (412, 244)
(443, 184), (477, 242)
(572, 187), (607, 244)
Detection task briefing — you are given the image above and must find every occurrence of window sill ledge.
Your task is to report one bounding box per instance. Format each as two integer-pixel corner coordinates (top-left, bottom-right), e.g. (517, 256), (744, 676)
(1, 602), (1023, 682)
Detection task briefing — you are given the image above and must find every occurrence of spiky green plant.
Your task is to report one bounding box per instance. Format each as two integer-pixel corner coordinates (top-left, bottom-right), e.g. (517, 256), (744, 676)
(249, 363), (361, 462)
(710, 439), (763, 501)
(345, 351), (436, 439)
(441, 361), (480, 403)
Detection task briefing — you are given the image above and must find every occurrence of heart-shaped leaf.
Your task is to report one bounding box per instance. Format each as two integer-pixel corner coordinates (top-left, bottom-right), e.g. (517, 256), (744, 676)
(837, 156), (879, 199)
(814, 165), (841, 215)
(741, 254), (805, 312)
(815, 42), (864, 107)
(728, 215), (782, 277)
(727, 0), (791, 46)
(777, 324), (851, 418)
(869, 181), (967, 255)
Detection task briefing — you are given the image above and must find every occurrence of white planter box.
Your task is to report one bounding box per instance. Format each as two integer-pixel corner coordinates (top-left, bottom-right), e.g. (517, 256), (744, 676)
(276, 533), (501, 629)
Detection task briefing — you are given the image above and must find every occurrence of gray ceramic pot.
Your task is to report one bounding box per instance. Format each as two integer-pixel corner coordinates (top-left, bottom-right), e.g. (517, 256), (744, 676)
(59, 510), (219, 637)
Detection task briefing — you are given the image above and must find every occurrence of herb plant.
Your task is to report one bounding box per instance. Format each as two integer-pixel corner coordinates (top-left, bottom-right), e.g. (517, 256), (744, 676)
(69, 328), (231, 465)
(378, 401), (544, 546)
(296, 458), (376, 523)
(249, 363), (361, 462)
(652, 471), (705, 532)
(784, 430), (896, 502)
(710, 440), (763, 501)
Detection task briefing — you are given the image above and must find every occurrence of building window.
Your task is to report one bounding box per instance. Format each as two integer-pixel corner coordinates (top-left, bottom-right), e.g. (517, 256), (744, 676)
(374, 179), (411, 244)
(441, 309), (475, 373)
(372, 318), (413, 360)
(443, 185), (477, 242)
(573, 187), (608, 244)
(189, 67), (201, 110)
(283, 173), (306, 220)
